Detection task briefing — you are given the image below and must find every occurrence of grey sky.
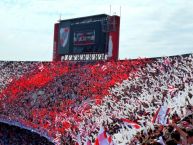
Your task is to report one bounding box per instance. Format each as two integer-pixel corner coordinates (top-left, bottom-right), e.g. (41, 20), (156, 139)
(0, 0), (193, 61)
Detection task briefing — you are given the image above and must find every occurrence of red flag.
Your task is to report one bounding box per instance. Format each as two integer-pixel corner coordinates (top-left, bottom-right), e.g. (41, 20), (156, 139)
(152, 105), (170, 125)
(94, 127), (109, 145)
(107, 133), (114, 145)
(121, 118), (141, 129)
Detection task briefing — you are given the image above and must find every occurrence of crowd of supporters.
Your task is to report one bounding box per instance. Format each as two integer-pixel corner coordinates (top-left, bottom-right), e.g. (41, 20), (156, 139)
(0, 54), (192, 144)
(0, 122), (54, 145)
(129, 113), (193, 144)
(0, 61), (39, 89)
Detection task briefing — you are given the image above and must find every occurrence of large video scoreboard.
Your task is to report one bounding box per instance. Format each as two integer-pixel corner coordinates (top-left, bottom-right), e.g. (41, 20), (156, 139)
(53, 14), (120, 61)
(59, 21), (107, 54)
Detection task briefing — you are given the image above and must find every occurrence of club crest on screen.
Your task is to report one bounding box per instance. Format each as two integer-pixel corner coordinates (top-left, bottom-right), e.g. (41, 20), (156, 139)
(60, 27), (70, 48)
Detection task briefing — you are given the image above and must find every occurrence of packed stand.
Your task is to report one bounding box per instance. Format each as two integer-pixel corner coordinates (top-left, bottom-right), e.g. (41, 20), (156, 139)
(128, 111), (193, 144)
(0, 122), (54, 145)
(0, 61), (41, 90)
(0, 54), (193, 144)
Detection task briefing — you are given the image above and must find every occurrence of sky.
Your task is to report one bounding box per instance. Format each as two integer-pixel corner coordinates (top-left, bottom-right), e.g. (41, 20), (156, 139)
(0, 0), (193, 61)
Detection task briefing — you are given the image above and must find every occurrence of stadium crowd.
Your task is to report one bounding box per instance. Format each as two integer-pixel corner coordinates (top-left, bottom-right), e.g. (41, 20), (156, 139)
(0, 54), (193, 144)
(0, 61), (39, 89)
(0, 122), (54, 145)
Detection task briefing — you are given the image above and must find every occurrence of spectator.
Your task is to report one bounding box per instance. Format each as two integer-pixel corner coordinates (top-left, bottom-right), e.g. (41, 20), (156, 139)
(0, 53), (193, 144)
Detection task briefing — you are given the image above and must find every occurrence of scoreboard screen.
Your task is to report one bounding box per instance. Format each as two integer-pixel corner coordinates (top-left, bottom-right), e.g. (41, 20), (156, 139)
(58, 20), (107, 55)
(73, 30), (95, 46)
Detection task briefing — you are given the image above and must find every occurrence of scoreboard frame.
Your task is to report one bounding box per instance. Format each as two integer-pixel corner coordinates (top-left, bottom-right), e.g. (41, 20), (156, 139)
(53, 14), (120, 61)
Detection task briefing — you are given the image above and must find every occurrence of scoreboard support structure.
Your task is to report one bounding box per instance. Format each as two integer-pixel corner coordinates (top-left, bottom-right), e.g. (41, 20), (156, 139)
(53, 14), (120, 62)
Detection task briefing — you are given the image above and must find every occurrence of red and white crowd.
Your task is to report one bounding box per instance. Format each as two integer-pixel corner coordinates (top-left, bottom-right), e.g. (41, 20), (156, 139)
(0, 54), (193, 145)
